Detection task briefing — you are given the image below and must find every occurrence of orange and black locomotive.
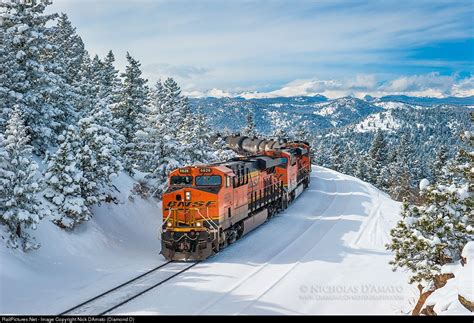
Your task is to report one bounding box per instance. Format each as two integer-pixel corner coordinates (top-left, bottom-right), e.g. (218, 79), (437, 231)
(160, 135), (311, 261)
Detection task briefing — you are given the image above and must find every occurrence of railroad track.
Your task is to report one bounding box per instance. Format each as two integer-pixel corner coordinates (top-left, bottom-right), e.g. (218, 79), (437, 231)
(59, 261), (198, 316)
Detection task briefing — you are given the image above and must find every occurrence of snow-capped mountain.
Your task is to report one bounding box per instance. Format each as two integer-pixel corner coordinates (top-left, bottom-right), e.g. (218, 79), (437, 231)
(191, 96), (385, 133)
(191, 94), (471, 135)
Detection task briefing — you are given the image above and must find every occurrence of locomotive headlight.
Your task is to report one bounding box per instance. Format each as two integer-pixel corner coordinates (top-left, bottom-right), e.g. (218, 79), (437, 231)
(166, 221), (172, 228)
(196, 222), (202, 227)
(185, 191), (191, 201)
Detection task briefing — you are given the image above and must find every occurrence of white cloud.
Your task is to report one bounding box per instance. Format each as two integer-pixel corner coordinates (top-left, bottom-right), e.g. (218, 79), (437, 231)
(49, 0), (474, 92)
(184, 88), (233, 98)
(225, 73), (474, 99)
(451, 76), (474, 97)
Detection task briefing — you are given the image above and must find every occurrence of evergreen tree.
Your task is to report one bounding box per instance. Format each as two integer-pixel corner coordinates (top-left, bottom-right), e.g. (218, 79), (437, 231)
(100, 51), (123, 127)
(268, 111), (290, 140)
(433, 145), (448, 181)
(293, 119), (311, 143)
(355, 153), (369, 181)
(330, 142), (344, 172)
(77, 105), (123, 204)
(0, 1), (72, 152)
(368, 129), (388, 187)
(115, 52), (149, 146)
(211, 136), (236, 162)
(162, 77), (187, 138)
(387, 116), (474, 286)
(49, 13), (85, 86)
(129, 80), (183, 196)
(74, 52), (95, 117)
(185, 107), (215, 164)
(0, 14), (13, 132)
(242, 111), (257, 137)
(341, 144), (357, 175)
(48, 12), (85, 122)
(389, 134), (414, 201)
(0, 108), (46, 250)
(44, 125), (91, 229)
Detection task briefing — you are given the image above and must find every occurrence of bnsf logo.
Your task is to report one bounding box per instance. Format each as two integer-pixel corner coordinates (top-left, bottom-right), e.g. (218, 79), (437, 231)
(166, 201), (216, 208)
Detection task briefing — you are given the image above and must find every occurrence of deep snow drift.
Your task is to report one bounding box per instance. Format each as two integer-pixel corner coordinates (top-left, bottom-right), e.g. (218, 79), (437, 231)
(0, 166), (417, 315)
(0, 173), (165, 315)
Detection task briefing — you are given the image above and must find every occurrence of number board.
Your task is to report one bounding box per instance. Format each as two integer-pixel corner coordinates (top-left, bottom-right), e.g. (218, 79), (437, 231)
(199, 168), (212, 173)
(179, 168), (190, 174)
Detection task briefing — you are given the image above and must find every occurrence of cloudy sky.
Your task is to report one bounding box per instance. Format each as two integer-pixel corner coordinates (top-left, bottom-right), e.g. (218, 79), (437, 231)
(50, 0), (474, 98)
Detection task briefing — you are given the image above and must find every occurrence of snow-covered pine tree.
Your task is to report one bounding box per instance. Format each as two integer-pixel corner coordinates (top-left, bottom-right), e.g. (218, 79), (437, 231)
(190, 108), (216, 164)
(129, 80), (183, 196)
(90, 52), (126, 148)
(341, 144), (357, 175)
(44, 125), (91, 229)
(355, 153), (369, 181)
(368, 129), (389, 188)
(314, 143), (332, 168)
(0, 13), (13, 132)
(162, 77), (187, 139)
(211, 135), (236, 162)
(242, 111), (257, 137)
(268, 111), (290, 140)
(48, 12), (85, 122)
(330, 142), (343, 172)
(293, 119), (312, 143)
(74, 52), (95, 117)
(77, 104), (123, 204)
(389, 134), (414, 201)
(100, 51), (123, 132)
(175, 98), (197, 166)
(0, 108), (46, 250)
(115, 52), (149, 144)
(432, 145), (448, 182)
(387, 115), (474, 286)
(49, 13), (85, 86)
(0, 0), (73, 152)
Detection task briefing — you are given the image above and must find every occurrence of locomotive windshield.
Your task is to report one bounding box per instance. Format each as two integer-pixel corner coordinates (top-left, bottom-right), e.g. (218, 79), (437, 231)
(170, 176), (193, 185)
(196, 175), (222, 186)
(277, 157), (288, 168)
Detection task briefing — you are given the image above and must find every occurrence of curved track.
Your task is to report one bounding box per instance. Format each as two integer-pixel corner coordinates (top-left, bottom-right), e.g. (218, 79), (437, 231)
(59, 261), (197, 315)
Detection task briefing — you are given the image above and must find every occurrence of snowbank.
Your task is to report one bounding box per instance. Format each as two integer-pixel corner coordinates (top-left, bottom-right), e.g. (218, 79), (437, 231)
(0, 172), (164, 315)
(424, 241), (474, 315)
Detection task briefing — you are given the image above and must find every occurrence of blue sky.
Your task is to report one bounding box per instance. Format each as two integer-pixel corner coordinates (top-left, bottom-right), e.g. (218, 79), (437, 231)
(50, 0), (474, 98)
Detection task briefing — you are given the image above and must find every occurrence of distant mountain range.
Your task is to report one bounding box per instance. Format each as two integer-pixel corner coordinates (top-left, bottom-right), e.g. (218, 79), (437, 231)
(377, 95), (474, 106)
(190, 94), (473, 134)
(210, 94), (474, 106)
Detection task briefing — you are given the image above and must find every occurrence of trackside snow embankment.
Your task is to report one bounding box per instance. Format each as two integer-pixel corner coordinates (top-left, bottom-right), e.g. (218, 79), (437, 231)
(0, 172), (164, 315)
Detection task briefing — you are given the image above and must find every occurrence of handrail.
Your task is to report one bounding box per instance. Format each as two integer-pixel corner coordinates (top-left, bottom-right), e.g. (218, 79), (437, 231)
(195, 207), (219, 231)
(160, 208), (173, 233)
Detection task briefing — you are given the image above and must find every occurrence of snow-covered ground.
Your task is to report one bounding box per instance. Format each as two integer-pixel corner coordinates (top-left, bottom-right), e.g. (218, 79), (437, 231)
(0, 173), (165, 315)
(0, 166), (418, 315)
(424, 242), (474, 315)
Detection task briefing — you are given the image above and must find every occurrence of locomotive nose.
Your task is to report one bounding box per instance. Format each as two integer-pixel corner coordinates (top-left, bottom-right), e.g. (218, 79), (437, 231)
(172, 190), (192, 202)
